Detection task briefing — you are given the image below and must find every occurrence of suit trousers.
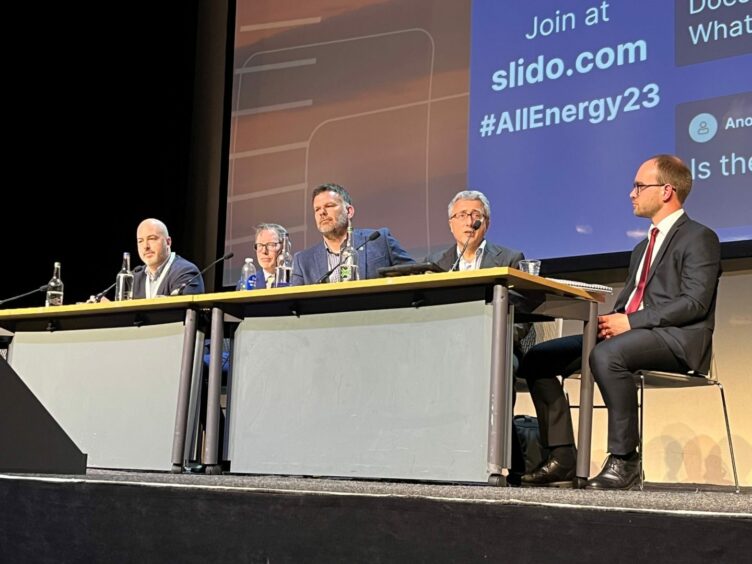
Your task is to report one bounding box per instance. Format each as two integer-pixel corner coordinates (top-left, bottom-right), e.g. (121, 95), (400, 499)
(519, 330), (687, 455)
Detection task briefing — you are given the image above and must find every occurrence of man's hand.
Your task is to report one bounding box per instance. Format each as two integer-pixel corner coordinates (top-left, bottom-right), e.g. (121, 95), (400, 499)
(598, 313), (631, 339)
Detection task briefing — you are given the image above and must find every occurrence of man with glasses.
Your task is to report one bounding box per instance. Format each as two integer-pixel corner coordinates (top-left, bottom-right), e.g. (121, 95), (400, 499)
(426, 190), (533, 484)
(517, 154), (721, 489)
(426, 190), (526, 274)
(253, 223), (288, 289)
(291, 183), (414, 285)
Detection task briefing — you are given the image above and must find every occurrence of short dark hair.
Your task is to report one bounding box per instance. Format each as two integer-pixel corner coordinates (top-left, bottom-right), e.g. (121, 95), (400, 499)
(650, 154), (692, 203)
(311, 183), (352, 205)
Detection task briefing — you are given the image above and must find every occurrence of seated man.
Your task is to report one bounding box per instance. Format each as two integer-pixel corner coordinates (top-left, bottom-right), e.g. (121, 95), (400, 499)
(427, 189), (533, 482)
(133, 218), (204, 297)
(518, 154), (721, 489)
(426, 189), (531, 356)
(253, 223), (289, 289)
(291, 183), (414, 285)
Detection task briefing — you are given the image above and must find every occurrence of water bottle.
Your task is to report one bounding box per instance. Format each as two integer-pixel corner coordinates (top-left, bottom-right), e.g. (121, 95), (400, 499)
(339, 224), (359, 282)
(114, 252), (134, 301)
(45, 261), (64, 306)
(274, 233), (293, 287)
(237, 258), (257, 290)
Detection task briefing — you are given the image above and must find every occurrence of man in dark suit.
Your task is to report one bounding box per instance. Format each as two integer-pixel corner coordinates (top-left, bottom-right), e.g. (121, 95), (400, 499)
(252, 223), (289, 289)
(518, 154), (721, 489)
(133, 218), (205, 298)
(291, 183), (414, 285)
(426, 189), (530, 350)
(426, 189), (533, 484)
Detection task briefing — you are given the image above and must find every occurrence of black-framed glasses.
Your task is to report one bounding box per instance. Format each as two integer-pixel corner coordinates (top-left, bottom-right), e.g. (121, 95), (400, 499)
(450, 210), (485, 222)
(254, 242), (282, 252)
(631, 182), (675, 196)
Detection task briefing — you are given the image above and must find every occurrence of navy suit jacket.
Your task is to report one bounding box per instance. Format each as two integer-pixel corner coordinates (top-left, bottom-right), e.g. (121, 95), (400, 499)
(614, 214), (721, 373)
(255, 269), (272, 289)
(133, 254), (205, 298)
(426, 241), (531, 350)
(291, 227), (414, 285)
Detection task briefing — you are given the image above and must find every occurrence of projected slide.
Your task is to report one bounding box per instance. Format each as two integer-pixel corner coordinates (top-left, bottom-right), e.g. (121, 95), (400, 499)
(469, 0), (751, 259)
(225, 1), (750, 284)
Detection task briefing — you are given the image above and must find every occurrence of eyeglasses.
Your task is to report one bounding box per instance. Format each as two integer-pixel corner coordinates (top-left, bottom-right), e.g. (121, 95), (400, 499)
(254, 242), (281, 252)
(631, 182), (676, 196)
(450, 210), (485, 222)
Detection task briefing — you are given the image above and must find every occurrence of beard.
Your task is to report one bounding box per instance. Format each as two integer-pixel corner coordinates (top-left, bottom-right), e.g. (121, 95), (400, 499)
(318, 212), (349, 238)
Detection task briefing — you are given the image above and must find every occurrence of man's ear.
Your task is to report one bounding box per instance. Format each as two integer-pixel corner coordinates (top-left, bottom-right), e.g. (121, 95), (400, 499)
(346, 205), (355, 219)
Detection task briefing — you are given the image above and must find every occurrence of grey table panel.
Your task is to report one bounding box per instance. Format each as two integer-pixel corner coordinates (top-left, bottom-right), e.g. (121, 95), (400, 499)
(8, 323), (193, 471)
(228, 301), (493, 482)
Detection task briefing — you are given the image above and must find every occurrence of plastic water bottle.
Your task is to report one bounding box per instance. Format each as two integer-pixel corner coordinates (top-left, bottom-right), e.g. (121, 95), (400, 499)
(45, 261), (64, 306)
(274, 233), (293, 287)
(237, 258), (257, 290)
(115, 252), (134, 301)
(339, 224), (359, 282)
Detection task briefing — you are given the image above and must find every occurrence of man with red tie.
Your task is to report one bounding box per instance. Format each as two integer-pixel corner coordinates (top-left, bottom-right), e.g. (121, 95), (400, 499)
(517, 154), (722, 489)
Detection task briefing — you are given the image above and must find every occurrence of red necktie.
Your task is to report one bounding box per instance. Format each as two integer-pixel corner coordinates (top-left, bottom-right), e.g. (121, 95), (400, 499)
(626, 227), (659, 314)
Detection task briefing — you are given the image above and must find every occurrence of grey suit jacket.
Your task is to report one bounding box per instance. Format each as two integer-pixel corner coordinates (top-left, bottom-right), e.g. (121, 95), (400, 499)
(291, 227), (414, 286)
(133, 254), (205, 298)
(614, 214), (721, 373)
(425, 241), (531, 349)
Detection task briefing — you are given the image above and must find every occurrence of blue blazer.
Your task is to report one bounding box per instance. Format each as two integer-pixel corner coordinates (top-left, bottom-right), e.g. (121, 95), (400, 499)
(291, 227), (414, 285)
(133, 254), (205, 298)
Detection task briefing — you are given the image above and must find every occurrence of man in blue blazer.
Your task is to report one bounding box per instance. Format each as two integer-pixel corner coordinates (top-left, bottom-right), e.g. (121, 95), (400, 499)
(291, 183), (414, 285)
(518, 154), (722, 490)
(133, 218), (205, 298)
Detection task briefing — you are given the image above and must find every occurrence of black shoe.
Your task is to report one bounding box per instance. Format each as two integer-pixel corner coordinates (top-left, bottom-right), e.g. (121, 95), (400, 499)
(585, 454), (641, 490)
(520, 454), (575, 488)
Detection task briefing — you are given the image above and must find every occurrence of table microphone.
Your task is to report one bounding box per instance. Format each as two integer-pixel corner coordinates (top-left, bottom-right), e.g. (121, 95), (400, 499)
(93, 266), (145, 302)
(171, 252), (234, 296)
(317, 231), (381, 284)
(0, 285), (49, 307)
(449, 219), (483, 272)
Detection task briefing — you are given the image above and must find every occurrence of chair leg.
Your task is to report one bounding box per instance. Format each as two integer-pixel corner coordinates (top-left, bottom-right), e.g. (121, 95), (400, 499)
(638, 376), (644, 491)
(716, 383), (740, 494)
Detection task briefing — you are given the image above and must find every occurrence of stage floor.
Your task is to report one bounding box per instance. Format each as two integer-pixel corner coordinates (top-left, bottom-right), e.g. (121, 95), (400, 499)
(5, 469), (749, 517)
(3, 469), (750, 563)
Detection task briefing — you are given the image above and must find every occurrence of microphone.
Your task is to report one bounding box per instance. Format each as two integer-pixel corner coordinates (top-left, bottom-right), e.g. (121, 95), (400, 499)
(0, 285), (49, 307)
(170, 252), (234, 296)
(93, 266), (145, 302)
(317, 231), (381, 284)
(449, 219), (483, 272)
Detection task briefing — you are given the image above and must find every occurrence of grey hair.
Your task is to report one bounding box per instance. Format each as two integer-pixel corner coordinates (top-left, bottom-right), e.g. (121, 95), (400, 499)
(254, 223), (288, 241)
(447, 190), (491, 220)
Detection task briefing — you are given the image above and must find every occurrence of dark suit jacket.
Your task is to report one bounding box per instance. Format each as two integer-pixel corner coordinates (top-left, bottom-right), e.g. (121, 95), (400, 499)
(425, 241), (531, 350)
(614, 214), (721, 373)
(133, 254), (205, 298)
(426, 241), (525, 273)
(255, 269), (274, 289)
(291, 227), (414, 286)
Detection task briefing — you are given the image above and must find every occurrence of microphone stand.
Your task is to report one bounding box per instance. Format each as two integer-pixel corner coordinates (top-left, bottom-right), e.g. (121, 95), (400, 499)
(450, 219), (483, 272)
(317, 231), (381, 284)
(0, 285), (48, 307)
(171, 252), (234, 296)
